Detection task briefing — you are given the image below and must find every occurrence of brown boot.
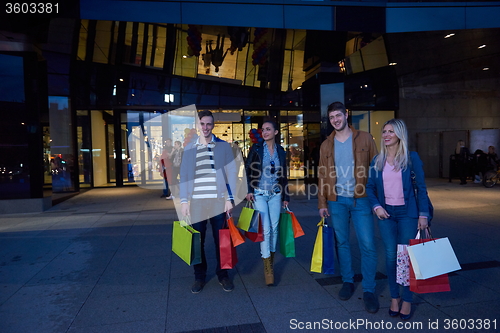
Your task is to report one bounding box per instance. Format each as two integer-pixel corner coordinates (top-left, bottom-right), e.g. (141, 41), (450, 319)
(262, 257), (274, 286)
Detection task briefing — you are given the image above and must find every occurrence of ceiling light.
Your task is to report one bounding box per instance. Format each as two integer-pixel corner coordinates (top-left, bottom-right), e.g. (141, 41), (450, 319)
(444, 33), (455, 38)
(478, 45), (486, 49)
(389, 62), (397, 66)
(483, 67), (489, 71)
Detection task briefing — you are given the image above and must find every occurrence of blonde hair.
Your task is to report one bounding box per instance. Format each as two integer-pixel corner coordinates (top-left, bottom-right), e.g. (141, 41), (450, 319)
(374, 119), (409, 171)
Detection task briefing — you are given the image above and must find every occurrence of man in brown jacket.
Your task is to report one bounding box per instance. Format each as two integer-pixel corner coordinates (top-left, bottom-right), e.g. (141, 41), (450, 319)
(318, 101), (379, 313)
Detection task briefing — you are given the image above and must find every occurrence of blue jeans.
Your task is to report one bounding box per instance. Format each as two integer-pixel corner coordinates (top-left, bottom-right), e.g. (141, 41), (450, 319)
(190, 199), (228, 282)
(253, 188), (282, 259)
(378, 204), (418, 303)
(328, 196), (377, 293)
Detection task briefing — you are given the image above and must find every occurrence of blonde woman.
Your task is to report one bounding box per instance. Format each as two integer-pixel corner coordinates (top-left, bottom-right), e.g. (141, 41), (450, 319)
(366, 119), (432, 320)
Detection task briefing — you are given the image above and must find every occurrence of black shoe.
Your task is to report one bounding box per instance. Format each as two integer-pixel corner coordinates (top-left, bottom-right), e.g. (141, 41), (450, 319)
(219, 277), (234, 292)
(400, 311), (412, 320)
(338, 282), (355, 300)
(389, 309), (400, 317)
(191, 280), (205, 294)
(363, 292), (379, 313)
(160, 194), (166, 198)
(399, 301), (412, 320)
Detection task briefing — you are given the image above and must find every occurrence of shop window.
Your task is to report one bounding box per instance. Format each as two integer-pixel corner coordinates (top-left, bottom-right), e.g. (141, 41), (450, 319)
(93, 21), (113, 64)
(77, 20), (89, 61)
(174, 24), (197, 78)
(49, 96), (76, 192)
(76, 111), (92, 187)
(350, 110), (395, 152)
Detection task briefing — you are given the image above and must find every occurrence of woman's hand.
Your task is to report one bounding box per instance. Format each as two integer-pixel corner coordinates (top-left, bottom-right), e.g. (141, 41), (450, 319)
(418, 217), (428, 230)
(375, 207), (390, 220)
(282, 201), (289, 208)
(245, 193), (254, 202)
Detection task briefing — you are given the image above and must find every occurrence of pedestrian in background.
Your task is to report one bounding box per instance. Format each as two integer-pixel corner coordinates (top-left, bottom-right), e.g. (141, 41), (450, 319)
(455, 140), (471, 185)
(170, 140), (183, 197)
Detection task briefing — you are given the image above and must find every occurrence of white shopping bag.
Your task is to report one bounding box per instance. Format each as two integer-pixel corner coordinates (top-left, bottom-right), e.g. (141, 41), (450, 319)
(407, 237), (461, 280)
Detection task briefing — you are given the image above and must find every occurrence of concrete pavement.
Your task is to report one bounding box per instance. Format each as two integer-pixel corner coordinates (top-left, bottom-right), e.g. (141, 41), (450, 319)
(0, 178), (499, 332)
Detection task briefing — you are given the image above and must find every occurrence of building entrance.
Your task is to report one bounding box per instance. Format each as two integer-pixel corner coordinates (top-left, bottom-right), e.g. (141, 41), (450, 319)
(77, 108), (320, 189)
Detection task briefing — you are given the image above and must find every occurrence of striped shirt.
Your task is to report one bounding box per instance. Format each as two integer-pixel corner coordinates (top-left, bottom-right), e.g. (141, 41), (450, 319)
(192, 137), (218, 200)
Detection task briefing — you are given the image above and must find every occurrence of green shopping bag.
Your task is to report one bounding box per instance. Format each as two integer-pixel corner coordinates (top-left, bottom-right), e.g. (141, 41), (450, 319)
(172, 220), (202, 265)
(237, 201), (259, 232)
(279, 210), (296, 257)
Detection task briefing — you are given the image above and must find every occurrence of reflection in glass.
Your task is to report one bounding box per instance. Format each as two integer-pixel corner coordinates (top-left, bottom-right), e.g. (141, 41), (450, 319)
(49, 96), (76, 192)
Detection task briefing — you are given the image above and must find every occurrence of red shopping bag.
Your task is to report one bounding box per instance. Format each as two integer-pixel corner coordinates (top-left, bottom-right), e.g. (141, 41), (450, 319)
(409, 233), (450, 293)
(219, 220), (238, 269)
(245, 215), (264, 242)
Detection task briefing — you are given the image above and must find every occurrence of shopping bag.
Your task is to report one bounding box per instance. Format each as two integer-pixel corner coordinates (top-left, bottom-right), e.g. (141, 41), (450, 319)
(409, 229), (451, 293)
(245, 215), (264, 242)
(219, 220), (238, 269)
(396, 244), (410, 286)
(322, 221), (336, 274)
(172, 220), (202, 266)
(310, 218), (336, 274)
(227, 212), (245, 246)
(238, 201), (259, 232)
(284, 206), (305, 238)
(409, 264), (451, 293)
(408, 229), (461, 280)
(279, 209), (296, 257)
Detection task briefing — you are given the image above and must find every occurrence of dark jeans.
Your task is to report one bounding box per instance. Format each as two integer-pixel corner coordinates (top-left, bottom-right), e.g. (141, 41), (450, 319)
(163, 178), (170, 196)
(171, 167), (180, 196)
(378, 204), (418, 303)
(190, 198), (228, 281)
(457, 161), (469, 184)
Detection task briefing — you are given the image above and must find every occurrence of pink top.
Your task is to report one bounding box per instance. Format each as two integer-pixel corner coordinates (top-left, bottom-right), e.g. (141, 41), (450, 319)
(373, 161), (428, 219)
(383, 161), (405, 206)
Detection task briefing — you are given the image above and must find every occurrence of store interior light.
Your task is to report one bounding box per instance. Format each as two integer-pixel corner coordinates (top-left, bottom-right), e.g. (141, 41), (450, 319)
(482, 67), (489, 71)
(478, 45), (486, 49)
(444, 33), (455, 38)
(389, 62), (397, 66)
(164, 93), (174, 102)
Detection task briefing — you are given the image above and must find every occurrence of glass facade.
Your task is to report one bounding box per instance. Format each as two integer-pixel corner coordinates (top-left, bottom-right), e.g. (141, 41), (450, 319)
(1, 15), (401, 211)
(0, 55), (30, 199)
(69, 19), (400, 188)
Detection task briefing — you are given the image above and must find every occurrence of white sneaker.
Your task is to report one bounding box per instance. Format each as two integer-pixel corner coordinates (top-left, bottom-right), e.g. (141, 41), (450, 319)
(166, 195), (173, 200)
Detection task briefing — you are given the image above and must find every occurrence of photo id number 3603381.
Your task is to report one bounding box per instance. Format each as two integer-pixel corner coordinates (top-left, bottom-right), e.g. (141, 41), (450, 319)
(5, 3), (59, 14)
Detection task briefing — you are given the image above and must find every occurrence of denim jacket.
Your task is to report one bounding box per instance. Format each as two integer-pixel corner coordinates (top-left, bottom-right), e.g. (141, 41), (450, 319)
(245, 142), (290, 202)
(366, 151), (432, 221)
